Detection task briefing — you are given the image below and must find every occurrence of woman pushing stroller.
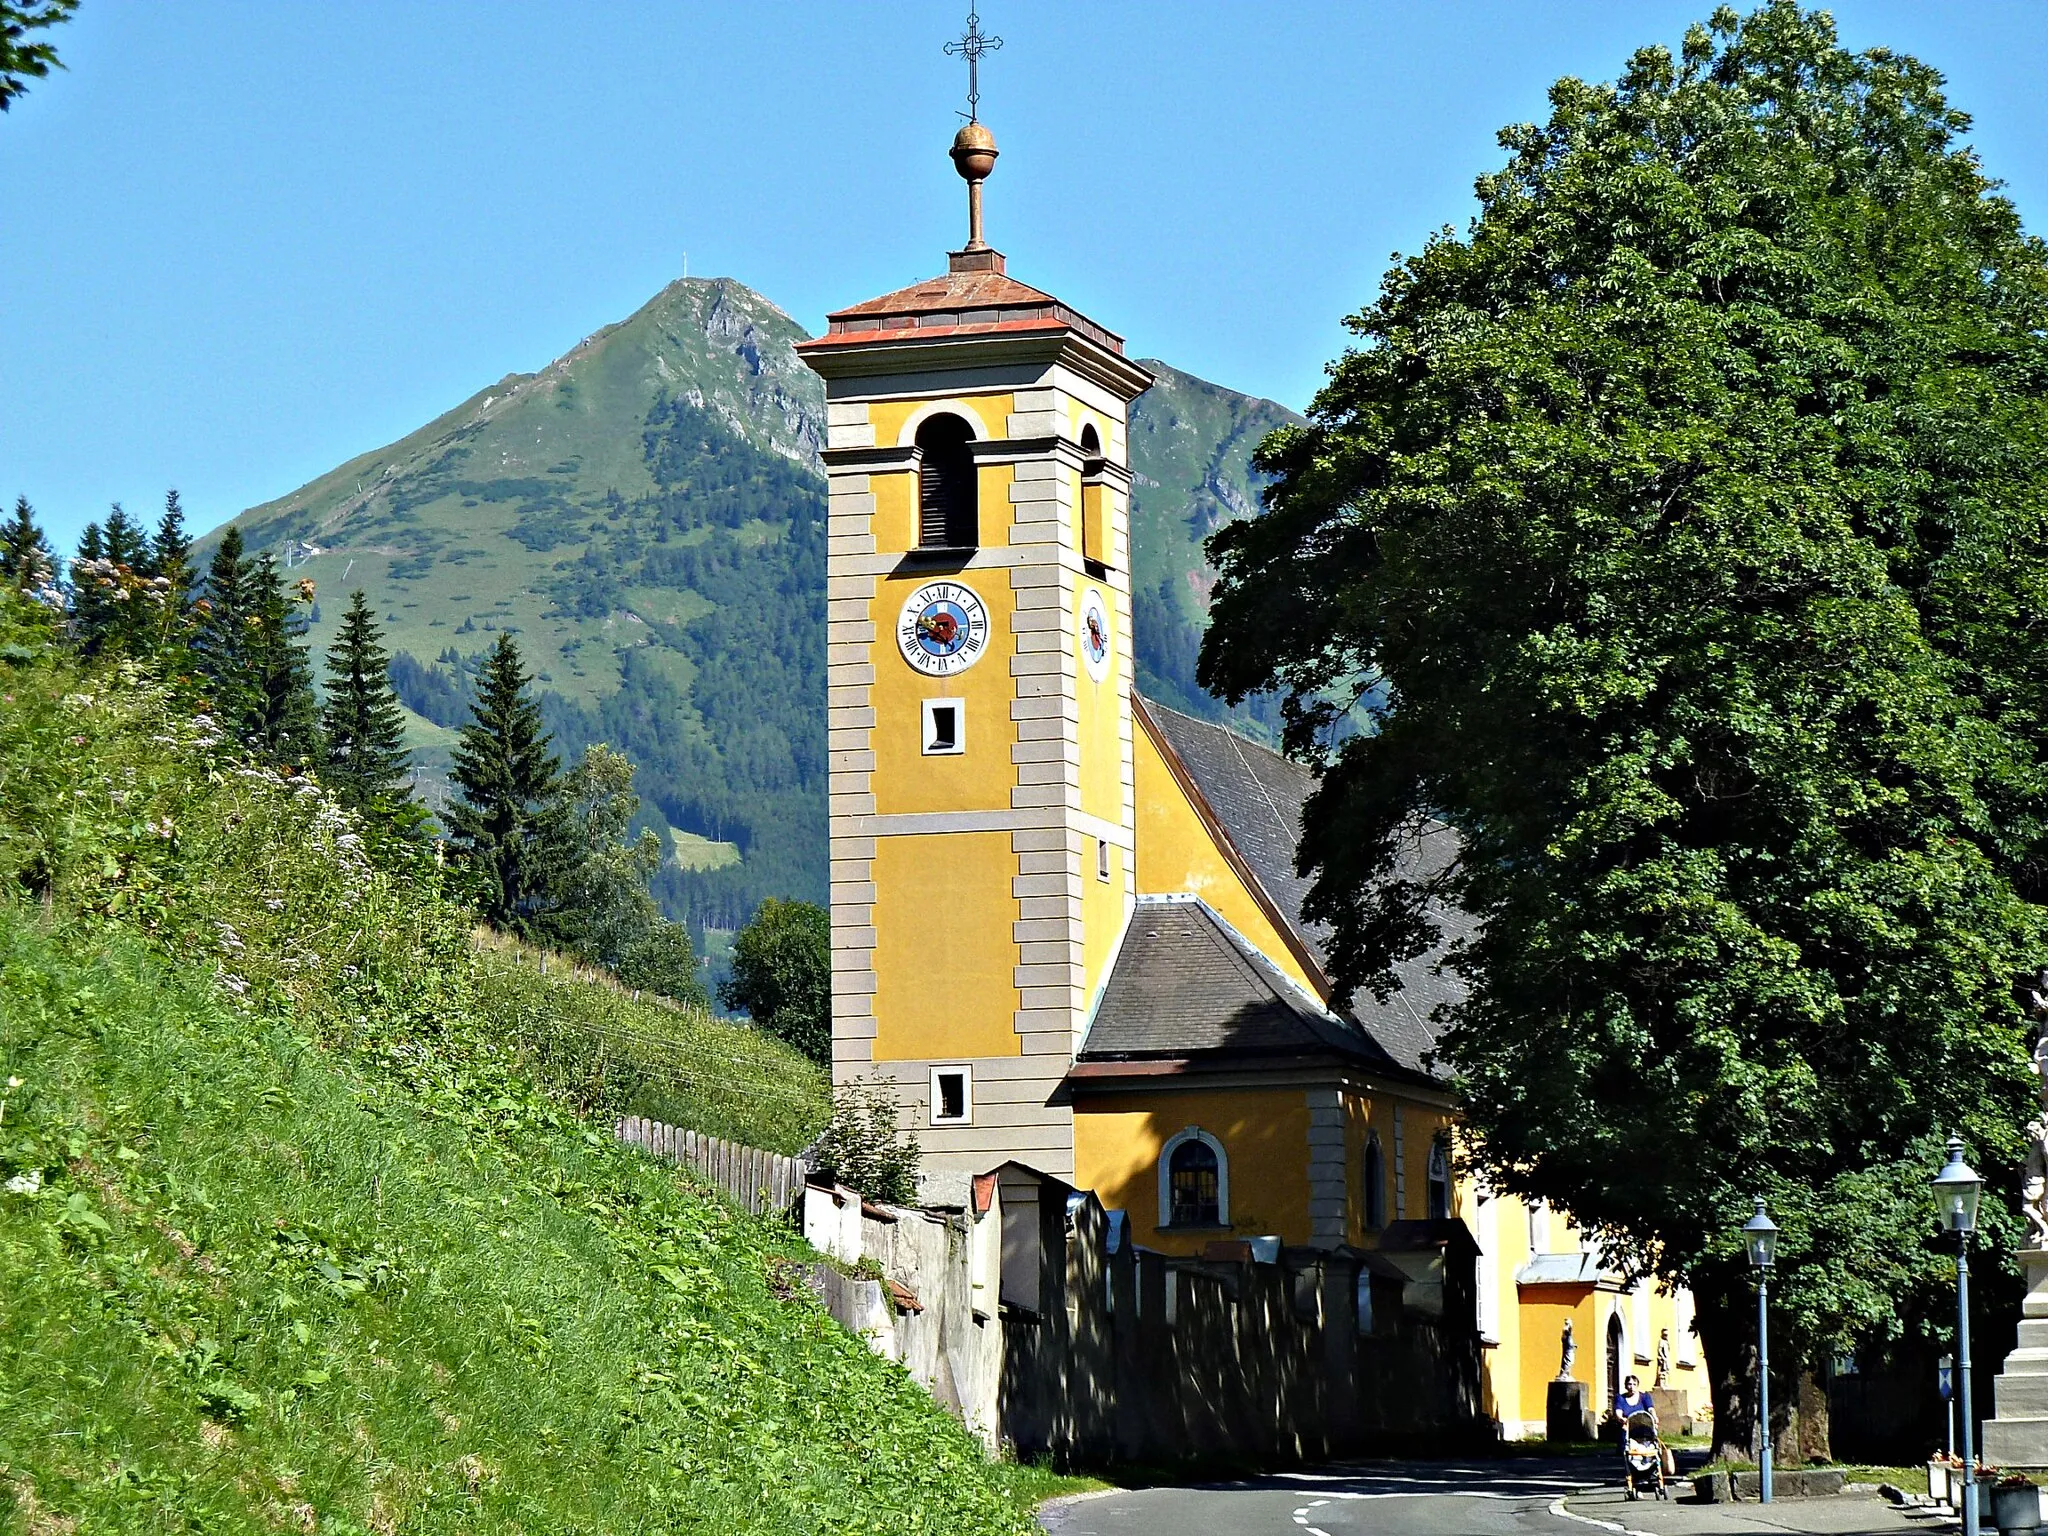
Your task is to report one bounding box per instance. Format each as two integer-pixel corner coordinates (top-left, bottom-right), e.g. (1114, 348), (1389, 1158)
(1615, 1375), (1670, 1500)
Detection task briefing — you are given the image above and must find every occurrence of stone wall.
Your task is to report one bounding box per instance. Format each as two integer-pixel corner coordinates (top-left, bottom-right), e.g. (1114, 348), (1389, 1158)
(799, 1161), (1487, 1467)
(999, 1177), (1488, 1467)
(620, 1118), (1487, 1467)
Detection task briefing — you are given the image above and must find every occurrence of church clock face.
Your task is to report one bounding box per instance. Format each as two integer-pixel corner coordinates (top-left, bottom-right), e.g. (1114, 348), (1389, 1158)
(898, 580), (991, 677)
(1079, 588), (1111, 683)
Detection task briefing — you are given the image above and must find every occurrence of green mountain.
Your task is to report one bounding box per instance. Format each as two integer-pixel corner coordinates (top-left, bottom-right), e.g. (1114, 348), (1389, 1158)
(222, 277), (1298, 931)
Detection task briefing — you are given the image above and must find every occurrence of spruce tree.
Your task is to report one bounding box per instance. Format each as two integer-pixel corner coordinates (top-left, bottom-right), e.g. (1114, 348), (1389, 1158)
(242, 551), (320, 767)
(72, 505), (151, 657)
(447, 632), (571, 934)
(0, 496), (53, 592)
(69, 520), (107, 649)
(322, 590), (414, 816)
(100, 502), (147, 569)
(148, 489), (194, 608)
(193, 526), (256, 729)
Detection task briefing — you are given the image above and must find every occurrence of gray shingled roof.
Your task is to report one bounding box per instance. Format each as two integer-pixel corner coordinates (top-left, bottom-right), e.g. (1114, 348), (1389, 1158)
(1079, 896), (1403, 1067)
(1130, 698), (1475, 1079)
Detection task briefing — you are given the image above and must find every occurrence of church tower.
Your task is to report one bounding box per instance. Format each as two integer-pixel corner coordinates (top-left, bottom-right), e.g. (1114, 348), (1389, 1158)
(797, 107), (1151, 1180)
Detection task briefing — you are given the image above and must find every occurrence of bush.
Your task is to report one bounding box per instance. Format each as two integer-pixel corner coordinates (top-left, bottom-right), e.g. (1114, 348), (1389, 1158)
(809, 1080), (922, 1205)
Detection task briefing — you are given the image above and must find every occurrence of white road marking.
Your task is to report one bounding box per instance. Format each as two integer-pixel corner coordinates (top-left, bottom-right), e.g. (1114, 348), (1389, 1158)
(1547, 1494), (1654, 1536)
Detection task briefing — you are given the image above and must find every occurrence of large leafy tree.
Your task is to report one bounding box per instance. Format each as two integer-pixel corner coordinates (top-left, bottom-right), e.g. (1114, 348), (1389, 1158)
(447, 633), (574, 936)
(1202, 1), (2048, 1456)
(720, 898), (830, 1065)
(0, 0), (76, 112)
(320, 590), (416, 825)
(550, 743), (705, 1005)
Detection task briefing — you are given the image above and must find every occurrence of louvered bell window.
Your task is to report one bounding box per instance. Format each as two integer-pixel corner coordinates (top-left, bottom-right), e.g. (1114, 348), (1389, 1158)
(916, 414), (977, 548)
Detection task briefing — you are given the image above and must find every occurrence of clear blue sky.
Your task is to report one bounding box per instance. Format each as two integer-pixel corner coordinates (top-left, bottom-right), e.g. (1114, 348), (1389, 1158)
(6, 2), (2045, 552)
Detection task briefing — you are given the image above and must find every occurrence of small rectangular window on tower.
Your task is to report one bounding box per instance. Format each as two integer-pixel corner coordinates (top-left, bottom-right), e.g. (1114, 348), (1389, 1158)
(921, 698), (965, 756)
(930, 1065), (971, 1125)
(1097, 838), (1110, 882)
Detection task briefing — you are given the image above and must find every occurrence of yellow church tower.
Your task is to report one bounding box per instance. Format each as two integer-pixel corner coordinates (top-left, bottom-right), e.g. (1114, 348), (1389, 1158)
(797, 109), (1152, 1180)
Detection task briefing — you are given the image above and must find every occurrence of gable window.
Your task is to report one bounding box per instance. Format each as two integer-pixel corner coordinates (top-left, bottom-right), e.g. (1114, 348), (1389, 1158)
(916, 413), (977, 548)
(1426, 1134), (1451, 1220)
(1159, 1127), (1228, 1228)
(1362, 1131), (1387, 1232)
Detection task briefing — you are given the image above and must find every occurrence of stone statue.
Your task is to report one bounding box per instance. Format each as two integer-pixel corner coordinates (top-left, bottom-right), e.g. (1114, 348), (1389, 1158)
(1557, 1318), (1576, 1381)
(2025, 1031), (2048, 1250)
(1656, 1328), (1672, 1388)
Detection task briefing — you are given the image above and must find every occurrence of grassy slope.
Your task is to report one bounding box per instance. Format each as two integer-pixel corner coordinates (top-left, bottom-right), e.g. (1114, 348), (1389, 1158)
(0, 916), (1023, 1533)
(0, 620), (1035, 1533)
(469, 931), (827, 1153)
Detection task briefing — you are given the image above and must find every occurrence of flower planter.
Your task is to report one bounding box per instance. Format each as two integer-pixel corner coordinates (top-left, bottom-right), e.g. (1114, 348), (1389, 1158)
(1992, 1484), (2041, 1535)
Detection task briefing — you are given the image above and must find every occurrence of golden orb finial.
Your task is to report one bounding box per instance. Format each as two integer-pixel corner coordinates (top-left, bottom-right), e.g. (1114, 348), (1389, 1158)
(950, 121), (999, 252)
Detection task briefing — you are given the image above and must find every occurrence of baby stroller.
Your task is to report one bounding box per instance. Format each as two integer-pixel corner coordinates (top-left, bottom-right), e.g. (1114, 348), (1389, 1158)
(1623, 1411), (1668, 1501)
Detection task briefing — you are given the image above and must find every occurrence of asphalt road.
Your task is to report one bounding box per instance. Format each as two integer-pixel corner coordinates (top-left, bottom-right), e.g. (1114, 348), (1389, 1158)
(1038, 1461), (1928, 1536)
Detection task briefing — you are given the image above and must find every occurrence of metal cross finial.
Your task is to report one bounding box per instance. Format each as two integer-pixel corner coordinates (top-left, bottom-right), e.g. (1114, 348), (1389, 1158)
(943, 5), (1002, 122)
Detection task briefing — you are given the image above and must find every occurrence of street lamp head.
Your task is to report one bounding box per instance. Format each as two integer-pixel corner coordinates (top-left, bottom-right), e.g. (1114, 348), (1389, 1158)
(1933, 1135), (1983, 1235)
(1743, 1195), (1780, 1271)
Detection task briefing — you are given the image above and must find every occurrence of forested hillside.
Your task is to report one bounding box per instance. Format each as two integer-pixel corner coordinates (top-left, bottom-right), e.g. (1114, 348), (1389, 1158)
(218, 276), (1296, 931)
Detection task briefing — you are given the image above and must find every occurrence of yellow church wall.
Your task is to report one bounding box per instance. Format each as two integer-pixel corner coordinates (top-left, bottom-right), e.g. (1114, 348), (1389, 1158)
(871, 569), (1021, 817)
(1339, 1089), (1454, 1244)
(1081, 841), (1124, 1002)
(869, 464), (918, 553)
(1076, 575), (1121, 826)
(869, 392), (1019, 455)
(1132, 722), (1320, 997)
(871, 831), (1021, 1061)
(1517, 1286), (1597, 1429)
(1073, 1088), (1313, 1254)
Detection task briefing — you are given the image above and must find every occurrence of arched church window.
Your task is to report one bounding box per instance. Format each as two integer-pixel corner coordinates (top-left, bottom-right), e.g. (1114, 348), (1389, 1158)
(916, 413), (977, 548)
(1426, 1134), (1451, 1220)
(1077, 421), (1108, 569)
(1362, 1131), (1387, 1231)
(1159, 1127), (1227, 1228)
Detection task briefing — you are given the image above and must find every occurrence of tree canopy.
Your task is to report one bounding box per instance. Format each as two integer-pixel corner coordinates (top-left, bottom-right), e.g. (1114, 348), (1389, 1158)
(721, 898), (830, 1066)
(1201, 0), (2048, 1449)
(0, 0), (76, 112)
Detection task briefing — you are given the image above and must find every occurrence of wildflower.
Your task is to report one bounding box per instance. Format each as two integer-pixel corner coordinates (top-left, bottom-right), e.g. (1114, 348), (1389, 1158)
(220, 974), (249, 997)
(6, 1076), (21, 1089)
(3, 1170), (42, 1197)
(294, 578), (317, 603)
(216, 922), (244, 953)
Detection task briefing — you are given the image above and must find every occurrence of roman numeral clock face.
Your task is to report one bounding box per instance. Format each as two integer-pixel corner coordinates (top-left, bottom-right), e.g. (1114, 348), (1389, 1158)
(897, 580), (991, 677)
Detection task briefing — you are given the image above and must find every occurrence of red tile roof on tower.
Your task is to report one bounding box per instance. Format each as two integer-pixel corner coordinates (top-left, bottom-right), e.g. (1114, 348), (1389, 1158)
(796, 261), (1127, 356)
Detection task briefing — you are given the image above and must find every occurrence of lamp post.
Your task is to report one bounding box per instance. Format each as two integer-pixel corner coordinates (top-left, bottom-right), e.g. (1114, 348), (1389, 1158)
(1934, 1137), (1984, 1536)
(1742, 1198), (1780, 1503)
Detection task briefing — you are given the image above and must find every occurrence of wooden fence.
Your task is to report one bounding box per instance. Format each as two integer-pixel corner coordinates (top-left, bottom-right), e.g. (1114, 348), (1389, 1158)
(615, 1115), (808, 1217)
